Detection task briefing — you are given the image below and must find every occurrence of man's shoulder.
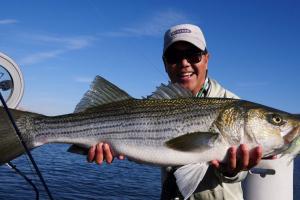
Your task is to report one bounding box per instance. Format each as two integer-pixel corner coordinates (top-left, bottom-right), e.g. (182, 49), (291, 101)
(208, 78), (239, 99)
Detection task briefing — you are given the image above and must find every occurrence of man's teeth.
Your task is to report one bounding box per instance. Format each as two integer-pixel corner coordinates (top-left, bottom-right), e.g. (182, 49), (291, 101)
(181, 72), (193, 77)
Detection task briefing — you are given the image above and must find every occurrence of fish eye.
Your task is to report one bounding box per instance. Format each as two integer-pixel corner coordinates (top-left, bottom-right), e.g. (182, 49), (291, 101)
(269, 114), (285, 126)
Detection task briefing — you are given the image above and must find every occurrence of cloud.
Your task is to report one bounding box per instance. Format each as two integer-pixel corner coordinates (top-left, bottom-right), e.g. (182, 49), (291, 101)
(32, 35), (94, 50)
(0, 19), (18, 25)
(124, 10), (189, 36)
(102, 9), (189, 37)
(20, 49), (64, 65)
(19, 35), (95, 65)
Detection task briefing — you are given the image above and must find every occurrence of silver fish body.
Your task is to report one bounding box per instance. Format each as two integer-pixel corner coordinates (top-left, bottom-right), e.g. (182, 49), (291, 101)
(1, 97), (300, 166)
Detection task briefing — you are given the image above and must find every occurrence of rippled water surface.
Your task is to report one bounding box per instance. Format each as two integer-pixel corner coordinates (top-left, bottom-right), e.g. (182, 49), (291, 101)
(0, 144), (299, 199)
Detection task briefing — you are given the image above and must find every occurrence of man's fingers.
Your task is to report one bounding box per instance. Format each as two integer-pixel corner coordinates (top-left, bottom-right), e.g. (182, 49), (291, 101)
(249, 146), (262, 168)
(87, 145), (96, 162)
(104, 143), (113, 164)
(87, 142), (125, 164)
(239, 144), (249, 170)
(95, 143), (104, 164)
(213, 147), (238, 177)
(227, 146), (237, 171)
(210, 160), (220, 169)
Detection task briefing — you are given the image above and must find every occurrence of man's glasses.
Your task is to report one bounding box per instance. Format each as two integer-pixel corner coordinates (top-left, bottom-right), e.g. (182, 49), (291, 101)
(163, 51), (204, 64)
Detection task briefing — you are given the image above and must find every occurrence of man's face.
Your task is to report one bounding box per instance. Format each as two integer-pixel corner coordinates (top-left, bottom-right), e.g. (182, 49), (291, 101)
(164, 41), (209, 95)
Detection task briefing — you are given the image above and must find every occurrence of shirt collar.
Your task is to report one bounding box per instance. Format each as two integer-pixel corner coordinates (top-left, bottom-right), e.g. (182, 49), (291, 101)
(196, 78), (210, 97)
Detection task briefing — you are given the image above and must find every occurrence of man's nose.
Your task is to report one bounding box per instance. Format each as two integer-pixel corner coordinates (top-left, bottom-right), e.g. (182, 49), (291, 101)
(178, 58), (190, 68)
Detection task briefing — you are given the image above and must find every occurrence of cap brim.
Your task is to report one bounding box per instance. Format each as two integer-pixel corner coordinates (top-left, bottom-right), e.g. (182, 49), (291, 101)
(163, 36), (206, 54)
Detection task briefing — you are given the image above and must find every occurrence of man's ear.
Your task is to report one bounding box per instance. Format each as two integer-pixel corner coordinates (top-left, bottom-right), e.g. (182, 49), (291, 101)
(204, 53), (210, 69)
(201, 53), (209, 72)
(205, 53), (210, 62)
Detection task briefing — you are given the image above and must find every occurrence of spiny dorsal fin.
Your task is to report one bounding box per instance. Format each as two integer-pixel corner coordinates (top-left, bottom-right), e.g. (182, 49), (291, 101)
(74, 76), (132, 113)
(147, 82), (193, 99)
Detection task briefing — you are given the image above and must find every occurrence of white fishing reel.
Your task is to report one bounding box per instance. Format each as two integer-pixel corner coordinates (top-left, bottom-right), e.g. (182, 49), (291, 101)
(0, 52), (24, 108)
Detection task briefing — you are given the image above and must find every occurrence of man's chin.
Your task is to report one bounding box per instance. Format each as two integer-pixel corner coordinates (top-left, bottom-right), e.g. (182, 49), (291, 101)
(178, 82), (195, 92)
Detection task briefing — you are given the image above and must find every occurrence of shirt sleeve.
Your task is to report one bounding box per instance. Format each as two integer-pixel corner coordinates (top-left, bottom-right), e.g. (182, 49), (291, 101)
(207, 78), (240, 99)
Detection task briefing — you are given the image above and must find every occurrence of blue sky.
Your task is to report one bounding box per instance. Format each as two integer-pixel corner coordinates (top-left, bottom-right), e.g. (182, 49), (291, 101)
(0, 0), (299, 115)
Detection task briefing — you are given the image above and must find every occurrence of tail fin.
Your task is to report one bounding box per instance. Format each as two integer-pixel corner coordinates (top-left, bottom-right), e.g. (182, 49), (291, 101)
(0, 107), (38, 165)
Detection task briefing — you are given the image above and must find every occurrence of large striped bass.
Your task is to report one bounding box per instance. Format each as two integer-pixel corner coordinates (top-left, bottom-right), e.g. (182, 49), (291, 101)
(1, 76), (300, 199)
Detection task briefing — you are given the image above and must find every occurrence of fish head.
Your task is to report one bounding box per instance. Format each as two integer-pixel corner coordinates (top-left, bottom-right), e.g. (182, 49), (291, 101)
(242, 102), (300, 158)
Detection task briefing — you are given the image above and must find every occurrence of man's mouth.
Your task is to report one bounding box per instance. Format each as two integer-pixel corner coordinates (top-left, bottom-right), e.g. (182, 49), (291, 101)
(178, 72), (195, 80)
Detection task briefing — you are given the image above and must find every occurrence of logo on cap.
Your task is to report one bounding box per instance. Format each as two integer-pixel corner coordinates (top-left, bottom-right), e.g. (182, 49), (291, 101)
(170, 28), (191, 37)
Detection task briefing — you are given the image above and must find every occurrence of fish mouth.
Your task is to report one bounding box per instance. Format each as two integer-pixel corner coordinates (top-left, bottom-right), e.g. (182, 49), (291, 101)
(283, 126), (300, 144)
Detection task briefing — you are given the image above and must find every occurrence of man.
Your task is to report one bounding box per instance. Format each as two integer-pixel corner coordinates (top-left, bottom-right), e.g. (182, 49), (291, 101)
(87, 24), (264, 199)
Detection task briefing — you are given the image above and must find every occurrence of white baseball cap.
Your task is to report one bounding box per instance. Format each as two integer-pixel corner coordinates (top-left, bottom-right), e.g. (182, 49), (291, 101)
(163, 24), (207, 54)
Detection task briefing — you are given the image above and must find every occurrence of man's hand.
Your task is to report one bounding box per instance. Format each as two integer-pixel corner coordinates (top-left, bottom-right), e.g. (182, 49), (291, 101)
(211, 144), (263, 176)
(87, 143), (125, 164)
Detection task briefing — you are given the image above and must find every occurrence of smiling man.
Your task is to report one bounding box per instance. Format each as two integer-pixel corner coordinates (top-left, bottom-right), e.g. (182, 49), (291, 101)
(160, 24), (258, 200)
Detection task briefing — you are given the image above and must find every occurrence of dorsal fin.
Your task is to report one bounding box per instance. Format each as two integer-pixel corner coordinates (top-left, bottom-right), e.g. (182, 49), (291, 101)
(74, 76), (132, 113)
(147, 82), (193, 99)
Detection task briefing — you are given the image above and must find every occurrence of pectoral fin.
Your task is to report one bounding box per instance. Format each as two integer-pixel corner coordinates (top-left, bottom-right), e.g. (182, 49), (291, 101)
(165, 132), (218, 152)
(174, 163), (209, 200)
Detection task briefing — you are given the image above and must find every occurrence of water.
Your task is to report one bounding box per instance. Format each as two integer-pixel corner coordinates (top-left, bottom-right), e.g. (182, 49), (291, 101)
(0, 144), (161, 200)
(0, 144), (300, 199)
